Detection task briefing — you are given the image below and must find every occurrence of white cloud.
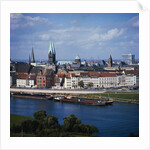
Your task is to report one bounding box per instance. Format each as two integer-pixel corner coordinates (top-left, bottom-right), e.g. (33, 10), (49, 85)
(10, 13), (51, 29)
(100, 28), (124, 41)
(38, 27), (125, 51)
(119, 40), (136, 46)
(55, 41), (64, 45)
(89, 33), (100, 41)
(39, 34), (50, 40)
(129, 40), (134, 45)
(71, 20), (78, 24)
(128, 16), (139, 27)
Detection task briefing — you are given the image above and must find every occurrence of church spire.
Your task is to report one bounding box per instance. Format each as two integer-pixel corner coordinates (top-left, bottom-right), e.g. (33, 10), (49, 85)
(108, 55), (112, 67)
(31, 47), (35, 63)
(29, 55), (31, 65)
(48, 41), (56, 64)
(48, 41), (56, 55)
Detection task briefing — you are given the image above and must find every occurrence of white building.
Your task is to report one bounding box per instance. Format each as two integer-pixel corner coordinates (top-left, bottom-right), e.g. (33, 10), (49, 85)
(64, 72), (118, 89)
(64, 71), (139, 89)
(16, 74), (36, 87)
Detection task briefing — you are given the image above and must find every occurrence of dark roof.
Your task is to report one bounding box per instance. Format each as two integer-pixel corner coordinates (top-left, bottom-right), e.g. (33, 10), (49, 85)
(124, 70), (139, 75)
(18, 74), (28, 79)
(30, 67), (43, 74)
(15, 62), (31, 73)
(99, 72), (117, 77)
(37, 69), (54, 76)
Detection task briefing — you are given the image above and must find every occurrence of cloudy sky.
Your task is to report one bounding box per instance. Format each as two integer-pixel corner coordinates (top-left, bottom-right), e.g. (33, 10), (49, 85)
(10, 13), (139, 61)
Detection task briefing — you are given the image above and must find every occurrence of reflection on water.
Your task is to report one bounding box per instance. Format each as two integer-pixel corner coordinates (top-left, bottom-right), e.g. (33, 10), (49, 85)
(10, 97), (139, 137)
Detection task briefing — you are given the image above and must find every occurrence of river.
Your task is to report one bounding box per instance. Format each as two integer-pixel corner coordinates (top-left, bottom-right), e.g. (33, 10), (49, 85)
(10, 97), (139, 137)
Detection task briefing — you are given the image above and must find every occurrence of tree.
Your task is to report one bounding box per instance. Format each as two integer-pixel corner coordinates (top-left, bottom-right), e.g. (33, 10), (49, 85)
(20, 119), (40, 134)
(83, 124), (99, 134)
(60, 74), (66, 86)
(62, 114), (98, 135)
(88, 82), (93, 88)
(78, 80), (84, 88)
(33, 110), (47, 121)
(62, 114), (81, 132)
(42, 115), (59, 129)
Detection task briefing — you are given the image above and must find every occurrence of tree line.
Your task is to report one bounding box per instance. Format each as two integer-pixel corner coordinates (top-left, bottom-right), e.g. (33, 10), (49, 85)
(11, 110), (99, 137)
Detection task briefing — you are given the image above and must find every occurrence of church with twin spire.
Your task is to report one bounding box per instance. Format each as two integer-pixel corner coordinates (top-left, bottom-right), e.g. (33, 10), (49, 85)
(48, 41), (56, 64)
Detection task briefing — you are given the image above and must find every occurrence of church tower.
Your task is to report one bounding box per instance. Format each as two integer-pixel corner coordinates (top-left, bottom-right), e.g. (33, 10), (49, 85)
(108, 55), (112, 67)
(29, 55), (31, 65)
(48, 41), (56, 64)
(31, 47), (35, 63)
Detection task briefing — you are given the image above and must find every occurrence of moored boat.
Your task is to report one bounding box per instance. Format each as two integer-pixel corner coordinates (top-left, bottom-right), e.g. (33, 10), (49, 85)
(92, 101), (106, 106)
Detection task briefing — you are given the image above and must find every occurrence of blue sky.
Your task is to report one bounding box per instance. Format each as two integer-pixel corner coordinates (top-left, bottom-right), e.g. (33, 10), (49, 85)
(10, 13), (139, 61)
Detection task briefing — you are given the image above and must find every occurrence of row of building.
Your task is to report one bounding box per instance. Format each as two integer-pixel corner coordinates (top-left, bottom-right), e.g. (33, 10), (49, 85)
(10, 41), (139, 89)
(61, 70), (139, 89)
(10, 67), (139, 89)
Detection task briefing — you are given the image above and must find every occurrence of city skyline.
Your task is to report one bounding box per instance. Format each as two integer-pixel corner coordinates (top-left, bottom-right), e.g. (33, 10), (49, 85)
(10, 13), (139, 61)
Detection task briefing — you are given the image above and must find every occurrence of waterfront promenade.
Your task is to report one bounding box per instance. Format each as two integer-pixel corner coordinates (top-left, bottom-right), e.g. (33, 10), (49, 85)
(10, 88), (106, 95)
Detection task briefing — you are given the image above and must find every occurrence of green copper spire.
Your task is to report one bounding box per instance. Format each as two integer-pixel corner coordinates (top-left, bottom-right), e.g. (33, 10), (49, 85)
(75, 55), (80, 60)
(48, 41), (56, 54)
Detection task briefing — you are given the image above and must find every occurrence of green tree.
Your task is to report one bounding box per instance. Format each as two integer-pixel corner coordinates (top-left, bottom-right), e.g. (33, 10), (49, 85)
(62, 114), (81, 132)
(88, 82), (93, 88)
(33, 110), (47, 121)
(42, 115), (59, 129)
(21, 120), (33, 133)
(83, 124), (99, 134)
(62, 114), (98, 135)
(78, 80), (84, 88)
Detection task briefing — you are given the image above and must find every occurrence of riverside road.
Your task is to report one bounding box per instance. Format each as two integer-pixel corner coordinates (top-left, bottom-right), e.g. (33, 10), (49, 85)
(10, 88), (138, 94)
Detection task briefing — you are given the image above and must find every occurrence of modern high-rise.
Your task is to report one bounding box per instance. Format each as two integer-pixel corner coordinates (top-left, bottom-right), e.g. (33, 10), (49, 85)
(122, 54), (135, 65)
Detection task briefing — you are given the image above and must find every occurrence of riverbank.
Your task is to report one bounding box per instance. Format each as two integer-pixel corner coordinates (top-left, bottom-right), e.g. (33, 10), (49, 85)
(52, 92), (139, 104)
(10, 88), (139, 104)
(75, 92), (139, 104)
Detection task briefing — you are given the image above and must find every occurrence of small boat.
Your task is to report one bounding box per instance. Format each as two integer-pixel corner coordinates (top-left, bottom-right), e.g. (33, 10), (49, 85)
(45, 95), (54, 100)
(54, 96), (65, 101)
(92, 101), (106, 106)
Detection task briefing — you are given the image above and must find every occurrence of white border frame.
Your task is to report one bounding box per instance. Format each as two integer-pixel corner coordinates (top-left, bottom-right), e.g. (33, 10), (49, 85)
(0, 0), (149, 149)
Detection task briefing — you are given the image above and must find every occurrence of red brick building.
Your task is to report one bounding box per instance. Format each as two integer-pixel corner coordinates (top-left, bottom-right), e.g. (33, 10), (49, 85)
(36, 69), (54, 88)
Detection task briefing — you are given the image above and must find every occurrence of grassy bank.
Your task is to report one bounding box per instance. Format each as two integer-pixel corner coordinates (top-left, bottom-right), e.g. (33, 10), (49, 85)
(75, 92), (139, 104)
(10, 114), (33, 128)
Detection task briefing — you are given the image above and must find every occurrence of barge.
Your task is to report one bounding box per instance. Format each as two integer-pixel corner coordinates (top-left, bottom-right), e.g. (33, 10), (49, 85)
(54, 96), (113, 106)
(10, 92), (113, 106)
(11, 93), (53, 100)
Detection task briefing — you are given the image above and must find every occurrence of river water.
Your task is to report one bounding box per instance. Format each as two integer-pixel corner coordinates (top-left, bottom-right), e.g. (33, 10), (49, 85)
(10, 97), (139, 137)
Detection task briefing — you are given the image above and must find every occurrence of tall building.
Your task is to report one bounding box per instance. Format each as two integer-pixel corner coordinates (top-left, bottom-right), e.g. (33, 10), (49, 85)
(36, 69), (54, 88)
(30, 47), (35, 63)
(122, 54), (135, 65)
(48, 41), (56, 64)
(108, 55), (112, 67)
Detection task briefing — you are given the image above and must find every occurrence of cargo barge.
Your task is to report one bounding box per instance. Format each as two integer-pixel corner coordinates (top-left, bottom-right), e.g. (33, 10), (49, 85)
(54, 96), (113, 106)
(10, 93), (53, 100)
(10, 92), (113, 106)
